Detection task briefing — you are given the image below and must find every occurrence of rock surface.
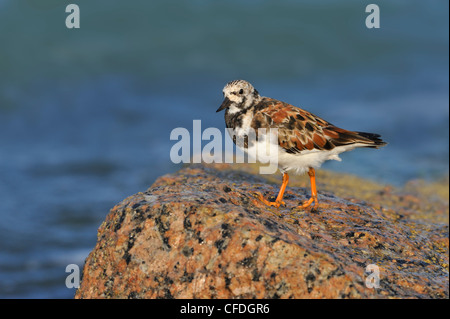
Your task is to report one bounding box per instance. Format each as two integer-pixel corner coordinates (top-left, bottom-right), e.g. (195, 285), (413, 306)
(75, 164), (449, 299)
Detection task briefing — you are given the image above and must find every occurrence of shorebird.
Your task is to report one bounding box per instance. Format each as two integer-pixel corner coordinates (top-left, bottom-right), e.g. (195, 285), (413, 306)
(216, 80), (386, 208)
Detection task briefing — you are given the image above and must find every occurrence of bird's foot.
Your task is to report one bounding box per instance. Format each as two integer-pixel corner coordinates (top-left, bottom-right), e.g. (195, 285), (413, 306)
(298, 196), (319, 209)
(256, 192), (285, 208)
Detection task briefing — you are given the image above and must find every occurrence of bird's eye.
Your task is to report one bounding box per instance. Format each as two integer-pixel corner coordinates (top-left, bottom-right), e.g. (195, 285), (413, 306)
(239, 89), (244, 94)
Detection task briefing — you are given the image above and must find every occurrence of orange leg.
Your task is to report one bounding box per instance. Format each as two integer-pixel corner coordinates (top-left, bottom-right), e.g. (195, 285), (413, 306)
(299, 168), (319, 208)
(258, 173), (289, 208)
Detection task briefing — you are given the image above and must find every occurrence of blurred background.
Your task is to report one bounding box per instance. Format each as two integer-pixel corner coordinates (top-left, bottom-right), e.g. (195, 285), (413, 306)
(0, 0), (448, 298)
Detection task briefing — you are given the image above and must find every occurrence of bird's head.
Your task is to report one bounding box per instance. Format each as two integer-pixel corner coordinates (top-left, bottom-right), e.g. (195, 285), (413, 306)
(216, 80), (261, 114)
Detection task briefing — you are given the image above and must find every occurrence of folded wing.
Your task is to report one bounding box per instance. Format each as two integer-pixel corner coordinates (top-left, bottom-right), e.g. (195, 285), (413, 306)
(251, 98), (386, 154)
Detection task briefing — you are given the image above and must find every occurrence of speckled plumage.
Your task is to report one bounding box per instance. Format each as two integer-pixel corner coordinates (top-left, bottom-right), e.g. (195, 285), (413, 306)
(217, 80), (386, 208)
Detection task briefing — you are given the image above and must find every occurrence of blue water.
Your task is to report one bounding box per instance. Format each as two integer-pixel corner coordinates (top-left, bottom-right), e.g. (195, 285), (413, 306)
(0, 0), (448, 298)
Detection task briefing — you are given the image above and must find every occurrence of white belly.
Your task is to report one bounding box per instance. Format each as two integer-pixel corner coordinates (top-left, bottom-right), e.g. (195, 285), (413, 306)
(229, 123), (366, 176)
(277, 148), (340, 175)
(277, 143), (367, 175)
(243, 134), (366, 175)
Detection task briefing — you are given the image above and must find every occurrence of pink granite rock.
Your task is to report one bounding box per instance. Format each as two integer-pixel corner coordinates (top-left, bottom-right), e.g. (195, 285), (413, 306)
(75, 164), (448, 299)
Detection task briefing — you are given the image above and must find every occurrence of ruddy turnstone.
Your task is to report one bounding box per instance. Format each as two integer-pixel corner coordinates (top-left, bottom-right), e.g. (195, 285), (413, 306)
(216, 79), (386, 208)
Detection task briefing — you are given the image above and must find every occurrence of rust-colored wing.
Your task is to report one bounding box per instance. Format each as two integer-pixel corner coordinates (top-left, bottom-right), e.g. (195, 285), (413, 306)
(251, 98), (386, 154)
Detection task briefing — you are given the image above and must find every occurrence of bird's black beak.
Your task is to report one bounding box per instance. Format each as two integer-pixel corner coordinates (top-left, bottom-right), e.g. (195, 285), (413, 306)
(216, 97), (231, 112)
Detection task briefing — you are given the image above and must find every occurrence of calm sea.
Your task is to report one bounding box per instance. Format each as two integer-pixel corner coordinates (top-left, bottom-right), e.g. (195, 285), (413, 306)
(0, 0), (448, 298)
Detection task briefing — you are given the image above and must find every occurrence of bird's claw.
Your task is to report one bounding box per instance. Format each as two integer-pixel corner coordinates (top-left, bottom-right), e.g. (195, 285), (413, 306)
(256, 192), (285, 208)
(298, 196), (319, 209)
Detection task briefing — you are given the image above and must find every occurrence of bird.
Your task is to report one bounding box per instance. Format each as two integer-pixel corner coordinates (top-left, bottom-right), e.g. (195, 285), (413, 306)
(216, 79), (387, 209)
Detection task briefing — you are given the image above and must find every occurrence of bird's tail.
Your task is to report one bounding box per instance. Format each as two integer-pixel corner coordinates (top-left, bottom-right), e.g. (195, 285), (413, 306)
(354, 131), (387, 149)
(322, 126), (387, 149)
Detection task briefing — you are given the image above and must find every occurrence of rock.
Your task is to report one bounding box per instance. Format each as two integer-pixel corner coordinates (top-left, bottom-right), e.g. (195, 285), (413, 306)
(75, 164), (449, 299)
